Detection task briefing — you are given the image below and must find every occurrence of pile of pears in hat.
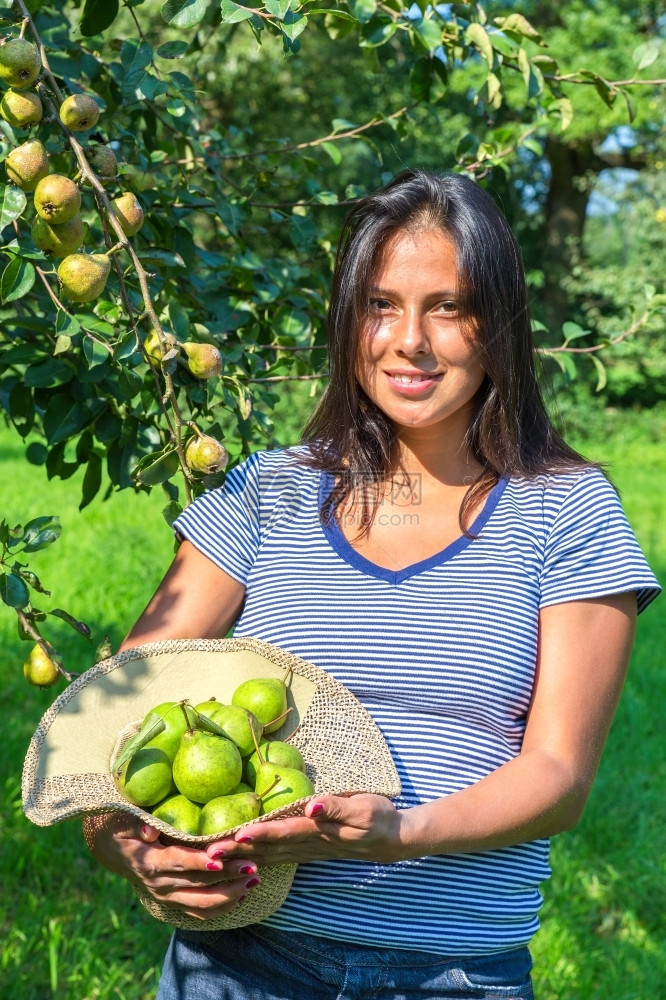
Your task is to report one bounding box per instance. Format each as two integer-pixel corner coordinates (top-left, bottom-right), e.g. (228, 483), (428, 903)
(112, 671), (315, 836)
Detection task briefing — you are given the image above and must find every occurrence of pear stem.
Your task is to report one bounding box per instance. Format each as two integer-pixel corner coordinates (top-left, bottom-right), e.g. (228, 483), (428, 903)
(179, 699), (194, 734)
(250, 721), (265, 765)
(256, 776), (280, 800)
(281, 665), (293, 686)
(265, 706), (293, 730)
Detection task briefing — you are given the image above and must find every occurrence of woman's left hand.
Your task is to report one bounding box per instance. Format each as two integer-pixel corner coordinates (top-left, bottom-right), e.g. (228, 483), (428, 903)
(205, 794), (409, 867)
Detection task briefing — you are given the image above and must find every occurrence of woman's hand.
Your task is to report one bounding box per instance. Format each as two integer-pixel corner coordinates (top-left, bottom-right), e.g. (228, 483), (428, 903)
(83, 813), (261, 921)
(204, 794), (408, 867)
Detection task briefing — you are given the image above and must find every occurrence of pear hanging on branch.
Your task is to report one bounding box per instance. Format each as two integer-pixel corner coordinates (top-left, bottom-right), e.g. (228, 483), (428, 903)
(85, 145), (117, 179)
(58, 252), (111, 303)
(6, 139), (49, 192)
(183, 342), (222, 379)
(59, 93), (100, 132)
(34, 174), (81, 224)
(110, 192), (144, 237)
(185, 434), (228, 475)
(0, 89), (42, 127)
(32, 214), (85, 258)
(23, 643), (62, 688)
(0, 38), (41, 90)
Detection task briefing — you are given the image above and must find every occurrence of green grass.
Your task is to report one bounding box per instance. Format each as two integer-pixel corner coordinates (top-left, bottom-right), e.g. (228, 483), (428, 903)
(0, 415), (664, 999)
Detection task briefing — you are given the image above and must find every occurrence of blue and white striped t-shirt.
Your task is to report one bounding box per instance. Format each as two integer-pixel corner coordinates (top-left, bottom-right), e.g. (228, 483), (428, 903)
(173, 446), (660, 955)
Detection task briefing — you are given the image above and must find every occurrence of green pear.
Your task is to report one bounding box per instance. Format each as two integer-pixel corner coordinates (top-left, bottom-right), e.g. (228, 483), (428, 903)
(244, 740), (305, 788)
(206, 704), (263, 758)
(185, 434), (228, 475)
(234, 782), (254, 794)
(152, 793), (201, 835)
(86, 145), (117, 179)
(6, 139), (49, 192)
(232, 676), (289, 735)
(0, 39), (41, 90)
(254, 763), (314, 815)
(23, 643), (61, 687)
(115, 747), (172, 808)
(60, 93), (100, 132)
(0, 89), (42, 127)
(110, 191), (144, 237)
(57, 252), (110, 302)
(143, 701), (198, 763)
(172, 730), (242, 804)
(198, 790), (261, 836)
(34, 174), (81, 224)
(183, 342), (222, 379)
(31, 215), (84, 258)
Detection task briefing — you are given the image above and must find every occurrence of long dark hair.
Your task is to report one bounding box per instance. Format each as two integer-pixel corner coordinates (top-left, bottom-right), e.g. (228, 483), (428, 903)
(293, 169), (591, 535)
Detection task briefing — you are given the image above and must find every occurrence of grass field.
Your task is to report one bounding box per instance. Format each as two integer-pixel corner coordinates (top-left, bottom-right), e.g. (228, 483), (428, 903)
(0, 413), (664, 999)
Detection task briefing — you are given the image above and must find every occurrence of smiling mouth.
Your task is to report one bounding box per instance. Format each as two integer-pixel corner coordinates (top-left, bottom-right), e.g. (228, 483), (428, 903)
(387, 372), (442, 384)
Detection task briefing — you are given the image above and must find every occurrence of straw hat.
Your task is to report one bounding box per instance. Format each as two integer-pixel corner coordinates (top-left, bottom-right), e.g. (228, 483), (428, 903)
(22, 636), (401, 931)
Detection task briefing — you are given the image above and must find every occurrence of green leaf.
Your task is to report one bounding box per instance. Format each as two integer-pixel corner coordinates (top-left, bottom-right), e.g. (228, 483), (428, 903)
(414, 16), (443, 52)
(83, 337), (110, 369)
(495, 12), (544, 46)
(43, 395), (88, 445)
(140, 248), (186, 268)
(0, 256), (35, 304)
(0, 572), (30, 609)
(632, 41), (660, 72)
(465, 22), (494, 66)
(562, 321), (590, 345)
(264, 0), (292, 19)
(360, 15), (396, 47)
(556, 96), (573, 132)
(194, 711), (231, 738)
(55, 310), (81, 337)
(347, 0), (376, 23)
(132, 446), (180, 486)
(156, 41), (190, 59)
(162, 0), (206, 28)
(589, 354), (607, 393)
(220, 0), (254, 22)
(25, 358), (73, 388)
(23, 515), (62, 552)
(80, 0), (119, 35)
(162, 500), (183, 528)
(49, 608), (92, 639)
(0, 185), (27, 232)
(321, 141), (342, 165)
(281, 10), (307, 40)
(111, 717), (166, 772)
(80, 452), (102, 509)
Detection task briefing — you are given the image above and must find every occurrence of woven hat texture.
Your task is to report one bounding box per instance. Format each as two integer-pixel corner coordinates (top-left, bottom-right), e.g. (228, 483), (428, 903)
(22, 637), (401, 931)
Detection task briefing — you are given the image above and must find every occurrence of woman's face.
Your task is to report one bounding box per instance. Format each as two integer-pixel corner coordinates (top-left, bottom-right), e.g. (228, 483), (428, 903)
(355, 227), (486, 438)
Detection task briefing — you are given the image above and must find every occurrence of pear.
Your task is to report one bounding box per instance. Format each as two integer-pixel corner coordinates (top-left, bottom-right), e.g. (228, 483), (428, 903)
(234, 782), (254, 794)
(244, 741), (305, 788)
(183, 342), (222, 379)
(6, 139), (49, 192)
(143, 328), (163, 365)
(23, 643), (61, 687)
(254, 761), (314, 815)
(0, 89), (42, 127)
(143, 700), (198, 763)
(0, 39), (41, 90)
(34, 174), (81, 224)
(115, 747), (172, 807)
(152, 793), (201, 835)
(86, 145), (117, 178)
(172, 729), (242, 803)
(206, 704), (263, 759)
(198, 790), (261, 836)
(232, 676), (289, 735)
(110, 192), (144, 237)
(59, 93), (100, 132)
(58, 252), (110, 302)
(185, 434), (228, 475)
(31, 215), (84, 258)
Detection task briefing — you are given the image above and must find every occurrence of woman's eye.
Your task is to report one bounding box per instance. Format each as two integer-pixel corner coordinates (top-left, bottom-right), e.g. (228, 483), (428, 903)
(438, 300), (458, 314)
(369, 298), (392, 311)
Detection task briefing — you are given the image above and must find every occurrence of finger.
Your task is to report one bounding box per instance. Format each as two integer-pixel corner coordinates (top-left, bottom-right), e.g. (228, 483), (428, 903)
(150, 874), (260, 915)
(304, 795), (354, 822)
(206, 818), (318, 859)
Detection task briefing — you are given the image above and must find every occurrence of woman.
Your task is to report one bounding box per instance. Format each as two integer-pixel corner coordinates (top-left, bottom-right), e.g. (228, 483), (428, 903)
(85, 170), (660, 999)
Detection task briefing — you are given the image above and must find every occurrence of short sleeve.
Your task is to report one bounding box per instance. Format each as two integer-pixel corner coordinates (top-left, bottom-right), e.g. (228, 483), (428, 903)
(539, 469), (661, 614)
(172, 452), (262, 585)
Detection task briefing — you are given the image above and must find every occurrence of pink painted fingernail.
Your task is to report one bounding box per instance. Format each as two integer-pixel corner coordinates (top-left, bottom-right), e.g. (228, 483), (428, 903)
(141, 825), (151, 836)
(206, 862), (222, 872)
(210, 850), (226, 859)
(310, 803), (325, 817)
(239, 864), (256, 875)
(245, 877), (260, 889)
(238, 894), (248, 903)
(237, 836), (253, 844)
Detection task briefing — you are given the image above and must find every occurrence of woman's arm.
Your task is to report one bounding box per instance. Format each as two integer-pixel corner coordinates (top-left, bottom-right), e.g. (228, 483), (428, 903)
(83, 540), (260, 920)
(204, 591), (637, 865)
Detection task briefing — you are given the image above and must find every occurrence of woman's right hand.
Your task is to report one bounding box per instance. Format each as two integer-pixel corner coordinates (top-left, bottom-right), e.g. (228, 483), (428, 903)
(83, 813), (261, 921)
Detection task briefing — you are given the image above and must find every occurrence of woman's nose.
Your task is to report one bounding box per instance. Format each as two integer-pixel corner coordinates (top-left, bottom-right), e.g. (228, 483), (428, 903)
(393, 307), (430, 355)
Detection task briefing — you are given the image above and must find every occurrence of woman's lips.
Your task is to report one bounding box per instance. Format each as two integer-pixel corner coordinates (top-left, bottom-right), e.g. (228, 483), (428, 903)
(384, 371), (443, 395)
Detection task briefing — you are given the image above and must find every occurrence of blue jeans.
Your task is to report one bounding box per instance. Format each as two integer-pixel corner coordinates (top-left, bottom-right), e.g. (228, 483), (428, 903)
(156, 925), (534, 999)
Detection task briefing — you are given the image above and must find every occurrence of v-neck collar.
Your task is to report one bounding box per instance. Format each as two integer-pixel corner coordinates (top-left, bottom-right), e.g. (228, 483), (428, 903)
(318, 471), (508, 585)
